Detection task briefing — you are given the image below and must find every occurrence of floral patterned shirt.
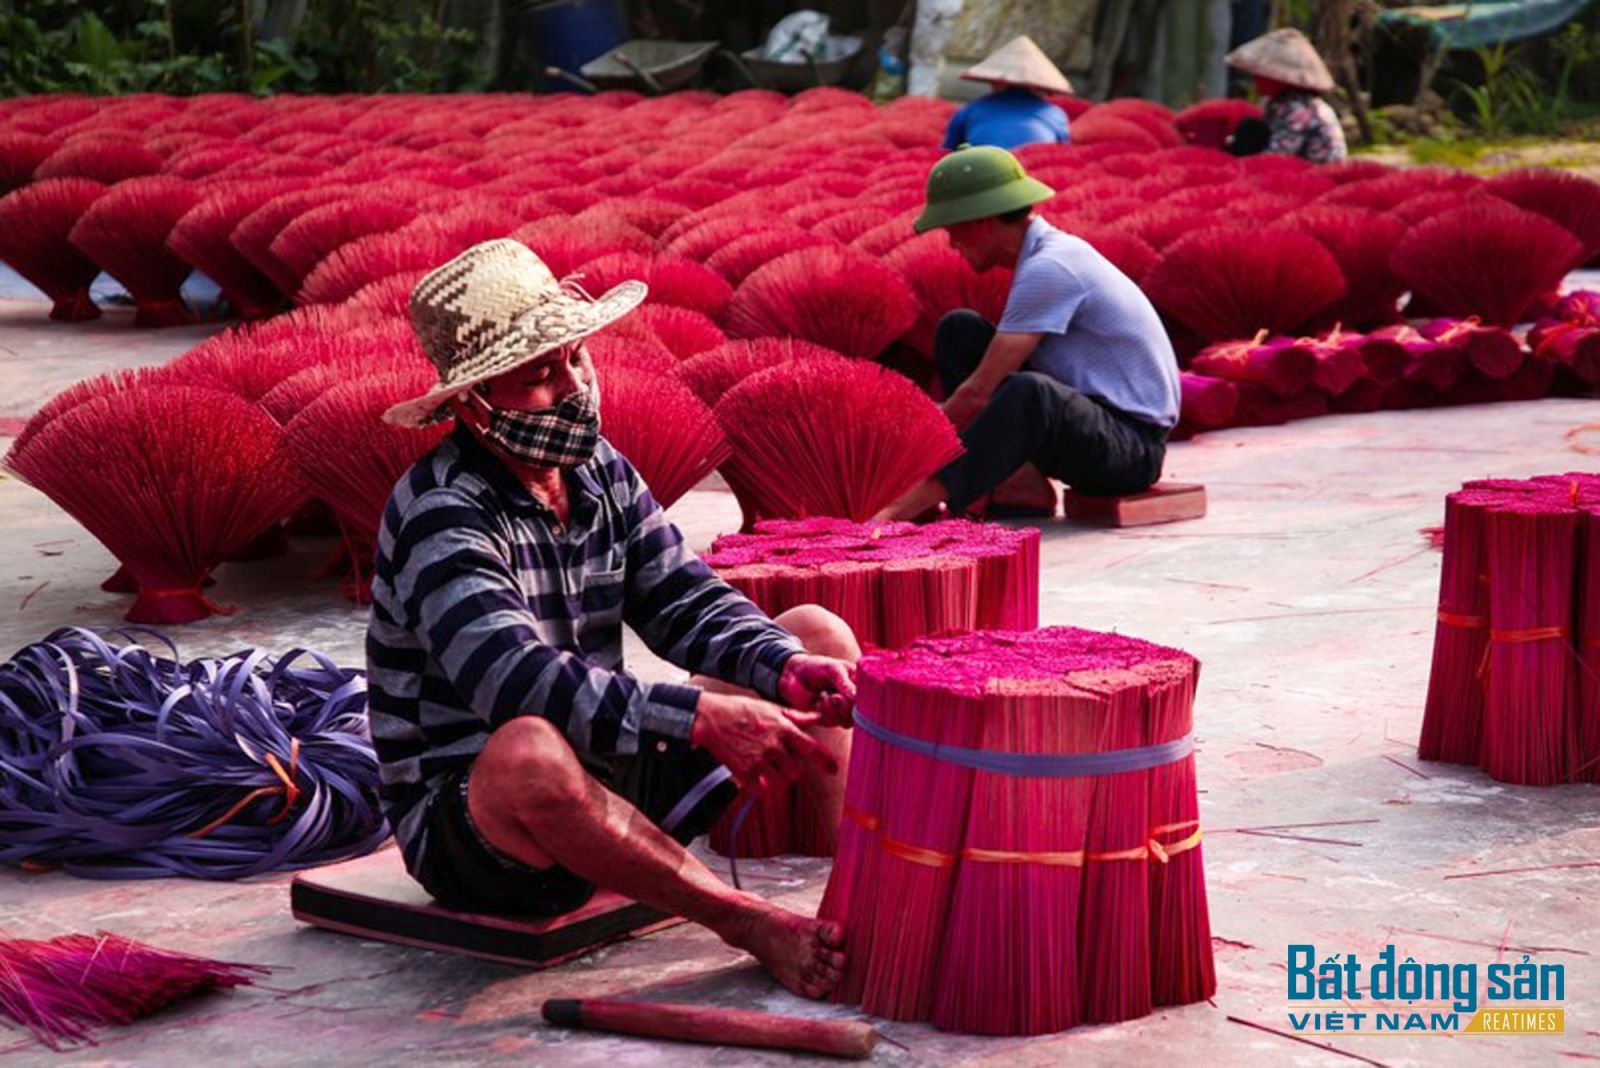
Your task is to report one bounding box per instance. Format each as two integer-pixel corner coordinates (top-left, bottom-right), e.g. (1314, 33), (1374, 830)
(1264, 90), (1347, 164)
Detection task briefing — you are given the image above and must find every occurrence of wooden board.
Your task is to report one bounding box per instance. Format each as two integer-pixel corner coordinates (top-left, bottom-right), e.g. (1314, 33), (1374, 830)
(1061, 482), (1207, 527)
(290, 847), (682, 968)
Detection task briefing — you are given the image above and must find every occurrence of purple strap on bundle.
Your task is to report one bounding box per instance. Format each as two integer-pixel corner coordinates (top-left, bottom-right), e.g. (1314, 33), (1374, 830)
(0, 627), (388, 879)
(853, 709), (1196, 776)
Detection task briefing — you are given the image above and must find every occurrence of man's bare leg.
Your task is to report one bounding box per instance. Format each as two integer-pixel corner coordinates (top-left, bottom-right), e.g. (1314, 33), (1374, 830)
(467, 716), (845, 998)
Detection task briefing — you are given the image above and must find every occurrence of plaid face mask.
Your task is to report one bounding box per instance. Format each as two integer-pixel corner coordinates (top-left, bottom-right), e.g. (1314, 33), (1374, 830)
(472, 383), (601, 468)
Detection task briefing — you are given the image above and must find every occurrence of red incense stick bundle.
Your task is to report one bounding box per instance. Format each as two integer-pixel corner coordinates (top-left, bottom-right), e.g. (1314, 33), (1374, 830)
(1418, 318), (1524, 379)
(1480, 499), (1580, 785)
(1189, 332), (1315, 397)
(1578, 504), (1600, 783)
(1419, 490), (1503, 765)
(822, 628), (1211, 1034)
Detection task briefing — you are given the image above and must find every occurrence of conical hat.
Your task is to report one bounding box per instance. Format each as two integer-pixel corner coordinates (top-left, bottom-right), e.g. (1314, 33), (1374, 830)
(961, 36), (1073, 96)
(1225, 28), (1335, 93)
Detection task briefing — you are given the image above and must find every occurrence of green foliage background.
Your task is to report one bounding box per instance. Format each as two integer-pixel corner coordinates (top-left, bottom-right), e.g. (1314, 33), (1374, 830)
(0, 0), (482, 96)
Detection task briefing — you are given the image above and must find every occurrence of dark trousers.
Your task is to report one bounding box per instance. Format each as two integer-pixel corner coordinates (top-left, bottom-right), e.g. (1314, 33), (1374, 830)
(935, 310), (1168, 513)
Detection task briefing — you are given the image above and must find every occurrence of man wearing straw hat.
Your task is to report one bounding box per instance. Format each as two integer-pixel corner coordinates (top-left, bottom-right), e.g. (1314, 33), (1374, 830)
(369, 239), (855, 999)
(1224, 27), (1347, 163)
(876, 145), (1180, 522)
(942, 35), (1073, 151)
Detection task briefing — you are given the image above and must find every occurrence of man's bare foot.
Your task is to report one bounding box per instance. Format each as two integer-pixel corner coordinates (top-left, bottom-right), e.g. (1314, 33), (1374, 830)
(990, 463), (1058, 515)
(725, 903), (846, 999)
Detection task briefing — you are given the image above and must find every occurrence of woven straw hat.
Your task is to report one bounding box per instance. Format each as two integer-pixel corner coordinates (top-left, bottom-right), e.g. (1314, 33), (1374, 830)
(1225, 28), (1335, 93)
(383, 239), (645, 428)
(960, 36), (1073, 96)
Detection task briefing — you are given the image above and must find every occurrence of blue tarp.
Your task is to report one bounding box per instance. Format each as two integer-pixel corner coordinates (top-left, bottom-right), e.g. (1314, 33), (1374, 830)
(1379, 0), (1595, 50)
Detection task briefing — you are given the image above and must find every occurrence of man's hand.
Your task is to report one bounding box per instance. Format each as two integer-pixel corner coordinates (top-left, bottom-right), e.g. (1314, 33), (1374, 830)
(691, 691), (839, 791)
(778, 653), (857, 728)
(941, 383), (988, 432)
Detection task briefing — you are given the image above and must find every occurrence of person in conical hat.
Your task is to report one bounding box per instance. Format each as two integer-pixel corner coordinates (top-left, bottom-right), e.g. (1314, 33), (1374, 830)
(1224, 27), (1347, 164)
(941, 35), (1073, 152)
(370, 239), (862, 1000)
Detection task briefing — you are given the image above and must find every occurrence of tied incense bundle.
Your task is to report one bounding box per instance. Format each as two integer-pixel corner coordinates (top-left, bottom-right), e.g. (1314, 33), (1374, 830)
(819, 627), (1213, 1035)
(1419, 475), (1600, 784)
(702, 518), (1040, 859)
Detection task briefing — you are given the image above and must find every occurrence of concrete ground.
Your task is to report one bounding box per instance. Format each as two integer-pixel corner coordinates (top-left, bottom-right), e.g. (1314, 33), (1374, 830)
(1, 291), (1598, 1066)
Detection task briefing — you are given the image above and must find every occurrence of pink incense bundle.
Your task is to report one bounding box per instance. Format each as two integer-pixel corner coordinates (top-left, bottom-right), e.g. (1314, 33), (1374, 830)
(1532, 324), (1600, 386)
(1419, 490), (1502, 764)
(0, 932), (265, 1051)
(267, 195), (419, 294)
(703, 520), (1040, 859)
(820, 627), (1212, 1034)
(1389, 201), (1582, 327)
(0, 177), (105, 321)
(704, 227), (835, 285)
(624, 305), (723, 360)
(578, 252), (733, 319)
(884, 234), (1013, 358)
(1367, 323), (1466, 393)
(1480, 498), (1580, 785)
(705, 519), (1040, 654)
(677, 338), (844, 407)
(4, 386), (304, 623)
(283, 370), (449, 602)
(230, 185), (349, 300)
(34, 135), (162, 184)
(1145, 225), (1346, 342)
(723, 245), (919, 360)
(166, 185), (288, 320)
(715, 358), (963, 521)
(1578, 502), (1600, 783)
(1419, 477), (1598, 783)
(1189, 332), (1315, 397)
(1288, 206), (1406, 328)
(0, 130), (58, 192)
(592, 365), (730, 509)
(67, 175), (199, 327)
(1416, 318), (1524, 380)
(1176, 372), (1239, 434)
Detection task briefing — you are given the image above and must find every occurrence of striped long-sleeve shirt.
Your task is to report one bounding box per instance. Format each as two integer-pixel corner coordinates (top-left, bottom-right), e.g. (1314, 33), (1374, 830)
(367, 427), (803, 875)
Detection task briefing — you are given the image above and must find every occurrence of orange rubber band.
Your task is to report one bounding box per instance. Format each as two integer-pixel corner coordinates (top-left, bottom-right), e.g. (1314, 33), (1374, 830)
(879, 835), (956, 869)
(1490, 626), (1569, 643)
(1436, 611), (1488, 629)
(189, 738), (301, 838)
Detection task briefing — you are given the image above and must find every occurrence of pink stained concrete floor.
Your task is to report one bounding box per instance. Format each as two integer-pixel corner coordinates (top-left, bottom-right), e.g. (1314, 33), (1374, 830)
(1, 294), (1599, 1065)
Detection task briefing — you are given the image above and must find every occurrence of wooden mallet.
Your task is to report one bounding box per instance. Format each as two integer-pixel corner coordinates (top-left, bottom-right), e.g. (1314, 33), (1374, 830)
(541, 998), (877, 1059)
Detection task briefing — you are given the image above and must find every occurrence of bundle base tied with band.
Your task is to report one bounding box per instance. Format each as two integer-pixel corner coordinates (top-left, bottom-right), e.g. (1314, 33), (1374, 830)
(819, 626), (1215, 1036)
(1420, 473), (1600, 786)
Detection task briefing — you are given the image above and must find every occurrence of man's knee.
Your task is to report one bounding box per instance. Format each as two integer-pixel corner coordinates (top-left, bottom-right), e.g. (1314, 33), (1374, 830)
(991, 372), (1057, 420)
(471, 716), (589, 818)
(775, 604), (862, 663)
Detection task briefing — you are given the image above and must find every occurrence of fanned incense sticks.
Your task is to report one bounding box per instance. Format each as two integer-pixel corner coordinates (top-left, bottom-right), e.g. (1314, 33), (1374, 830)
(820, 627), (1213, 1034)
(1419, 475), (1600, 784)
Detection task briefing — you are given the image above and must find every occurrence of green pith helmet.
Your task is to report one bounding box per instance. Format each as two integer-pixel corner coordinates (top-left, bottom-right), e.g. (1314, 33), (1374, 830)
(914, 145), (1056, 233)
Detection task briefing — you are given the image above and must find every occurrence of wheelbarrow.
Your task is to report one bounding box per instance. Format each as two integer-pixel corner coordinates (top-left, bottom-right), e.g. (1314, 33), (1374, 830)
(721, 35), (864, 92)
(544, 39), (718, 95)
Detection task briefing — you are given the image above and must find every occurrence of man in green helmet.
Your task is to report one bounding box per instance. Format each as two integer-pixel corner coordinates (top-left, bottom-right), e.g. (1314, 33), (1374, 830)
(875, 145), (1181, 522)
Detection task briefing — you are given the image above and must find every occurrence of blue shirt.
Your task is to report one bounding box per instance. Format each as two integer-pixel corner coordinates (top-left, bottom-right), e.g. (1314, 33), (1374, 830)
(1000, 217), (1182, 428)
(366, 427), (803, 875)
(942, 88), (1070, 151)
